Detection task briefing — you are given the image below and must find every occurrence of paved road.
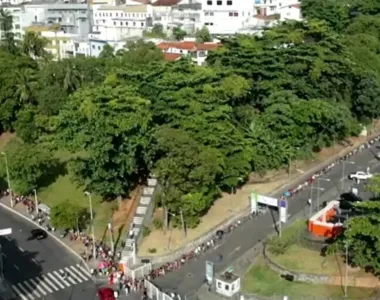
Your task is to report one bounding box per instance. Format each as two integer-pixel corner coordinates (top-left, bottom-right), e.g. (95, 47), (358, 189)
(0, 206), (98, 300)
(153, 142), (380, 296)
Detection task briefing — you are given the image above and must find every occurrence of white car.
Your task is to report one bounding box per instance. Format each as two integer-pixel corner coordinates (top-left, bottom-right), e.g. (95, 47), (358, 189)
(348, 171), (372, 180)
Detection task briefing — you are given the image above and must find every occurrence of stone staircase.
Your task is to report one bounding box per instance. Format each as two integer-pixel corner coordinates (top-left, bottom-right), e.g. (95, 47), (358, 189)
(123, 175), (158, 258)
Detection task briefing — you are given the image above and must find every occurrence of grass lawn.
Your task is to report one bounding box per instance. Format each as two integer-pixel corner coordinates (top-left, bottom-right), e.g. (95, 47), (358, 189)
(242, 257), (377, 299)
(0, 134), (129, 246)
(267, 220), (369, 277)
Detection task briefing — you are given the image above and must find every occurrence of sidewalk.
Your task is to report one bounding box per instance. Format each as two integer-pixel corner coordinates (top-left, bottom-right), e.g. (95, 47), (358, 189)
(0, 196), (91, 257)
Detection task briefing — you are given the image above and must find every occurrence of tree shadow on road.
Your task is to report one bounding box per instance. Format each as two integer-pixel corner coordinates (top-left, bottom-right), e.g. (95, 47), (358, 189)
(0, 235), (43, 285)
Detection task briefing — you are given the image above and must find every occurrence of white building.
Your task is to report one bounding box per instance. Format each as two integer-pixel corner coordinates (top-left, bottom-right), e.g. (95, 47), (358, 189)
(278, 3), (301, 21)
(157, 38), (220, 65)
(198, 0), (255, 34)
(0, 5), (35, 39)
(92, 3), (153, 41)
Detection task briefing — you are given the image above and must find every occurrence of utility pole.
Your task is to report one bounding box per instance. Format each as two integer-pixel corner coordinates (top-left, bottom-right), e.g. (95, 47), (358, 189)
(317, 178), (330, 210)
(33, 189), (38, 213)
(180, 209), (186, 238)
(344, 240), (349, 297)
(84, 191), (96, 260)
(108, 220), (114, 253)
(1, 152), (13, 207)
(341, 161), (355, 192)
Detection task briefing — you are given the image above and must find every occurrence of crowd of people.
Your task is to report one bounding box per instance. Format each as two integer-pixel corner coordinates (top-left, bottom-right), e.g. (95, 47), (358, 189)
(3, 135), (380, 300)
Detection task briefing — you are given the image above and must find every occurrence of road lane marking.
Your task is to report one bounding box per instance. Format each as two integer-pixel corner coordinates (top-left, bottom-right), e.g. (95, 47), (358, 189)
(1, 253), (6, 258)
(53, 271), (71, 287)
(15, 283), (34, 300)
(18, 247), (24, 252)
(11, 284), (29, 300)
(5, 236), (10, 240)
(228, 246), (241, 257)
(63, 269), (77, 285)
(47, 272), (65, 289)
(76, 263), (92, 277)
(14, 264), (19, 270)
(69, 265), (88, 281)
(36, 276), (54, 293)
(22, 281), (41, 298)
(28, 278), (47, 296)
(31, 258), (38, 264)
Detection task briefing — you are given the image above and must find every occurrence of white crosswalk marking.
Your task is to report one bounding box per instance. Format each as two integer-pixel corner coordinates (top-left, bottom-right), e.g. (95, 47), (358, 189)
(36, 276), (54, 293)
(76, 264), (91, 277)
(23, 281), (41, 298)
(11, 285), (29, 300)
(69, 265), (88, 281)
(15, 283), (34, 300)
(53, 271), (70, 287)
(47, 272), (65, 289)
(12, 265), (92, 300)
(28, 279), (47, 296)
(65, 267), (83, 283)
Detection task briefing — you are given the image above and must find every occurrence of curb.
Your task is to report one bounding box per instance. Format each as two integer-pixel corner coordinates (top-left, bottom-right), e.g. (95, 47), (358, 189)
(0, 202), (92, 273)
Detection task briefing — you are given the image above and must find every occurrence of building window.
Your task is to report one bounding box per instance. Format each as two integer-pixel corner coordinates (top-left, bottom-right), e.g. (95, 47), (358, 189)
(141, 22), (144, 26)
(110, 13), (112, 17)
(217, 0), (222, 5)
(234, 12), (238, 16)
(207, 0), (212, 4)
(92, 45), (95, 49)
(113, 21), (116, 25)
(126, 22), (128, 25)
(98, 46), (101, 50)
(227, 0), (232, 4)
(217, 282), (222, 289)
(116, 13), (118, 16)
(270, 6), (275, 10)
(95, 13), (97, 16)
(210, 12), (214, 16)
(120, 21), (123, 25)
(205, 12), (209, 16)
(229, 12), (233, 16)
(103, 20), (105, 23)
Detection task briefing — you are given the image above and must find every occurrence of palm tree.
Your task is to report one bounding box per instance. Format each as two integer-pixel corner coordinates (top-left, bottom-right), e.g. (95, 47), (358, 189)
(15, 68), (37, 104)
(63, 64), (82, 93)
(0, 8), (18, 54)
(22, 31), (48, 59)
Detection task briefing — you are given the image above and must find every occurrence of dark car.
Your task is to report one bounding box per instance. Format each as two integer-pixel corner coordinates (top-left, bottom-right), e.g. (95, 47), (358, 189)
(97, 287), (115, 300)
(30, 229), (47, 240)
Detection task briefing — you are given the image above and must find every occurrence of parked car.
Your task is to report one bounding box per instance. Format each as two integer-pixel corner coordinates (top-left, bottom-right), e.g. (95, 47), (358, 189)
(30, 229), (47, 240)
(348, 171), (372, 181)
(97, 287), (115, 300)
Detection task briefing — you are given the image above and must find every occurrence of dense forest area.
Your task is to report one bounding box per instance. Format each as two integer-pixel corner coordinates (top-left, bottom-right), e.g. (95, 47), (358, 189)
(1, 0), (380, 228)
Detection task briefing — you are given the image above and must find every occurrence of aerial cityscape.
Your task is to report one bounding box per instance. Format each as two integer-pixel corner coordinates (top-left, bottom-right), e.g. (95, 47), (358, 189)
(0, 0), (380, 299)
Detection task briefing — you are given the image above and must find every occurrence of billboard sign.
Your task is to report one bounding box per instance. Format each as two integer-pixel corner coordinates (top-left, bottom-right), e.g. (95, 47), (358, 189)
(279, 199), (288, 223)
(205, 261), (214, 285)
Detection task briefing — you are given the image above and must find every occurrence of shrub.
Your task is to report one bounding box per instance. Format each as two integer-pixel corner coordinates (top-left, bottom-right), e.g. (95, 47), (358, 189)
(153, 218), (163, 229)
(142, 225), (151, 237)
(148, 248), (157, 253)
(267, 235), (294, 255)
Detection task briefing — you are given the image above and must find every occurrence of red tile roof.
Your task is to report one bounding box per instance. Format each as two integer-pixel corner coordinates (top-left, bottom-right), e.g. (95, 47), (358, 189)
(157, 41), (221, 51)
(163, 53), (182, 61)
(290, 3), (301, 8)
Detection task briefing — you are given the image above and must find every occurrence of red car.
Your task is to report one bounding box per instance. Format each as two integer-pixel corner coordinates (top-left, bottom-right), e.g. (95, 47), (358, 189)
(97, 287), (116, 300)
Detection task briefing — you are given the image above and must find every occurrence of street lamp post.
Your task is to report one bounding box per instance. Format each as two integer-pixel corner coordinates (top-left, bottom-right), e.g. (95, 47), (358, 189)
(84, 191), (96, 260)
(309, 184), (324, 217)
(33, 189), (38, 213)
(341, 161), (355, 192)
(1, 152), (13, 207)
(317, 178), (330, 210)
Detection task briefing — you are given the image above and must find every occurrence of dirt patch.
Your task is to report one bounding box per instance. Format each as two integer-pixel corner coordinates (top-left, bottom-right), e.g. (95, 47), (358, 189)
(0, 132), (16, 150)
(138, 124), (380, 256)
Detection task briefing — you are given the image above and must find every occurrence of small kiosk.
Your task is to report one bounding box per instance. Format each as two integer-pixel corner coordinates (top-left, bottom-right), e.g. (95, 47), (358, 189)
(215, 271), (241, 298)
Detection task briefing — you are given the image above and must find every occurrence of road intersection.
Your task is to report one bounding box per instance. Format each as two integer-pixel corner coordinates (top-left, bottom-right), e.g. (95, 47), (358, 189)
(0, 205), (99, 300)
(153, 143), (380, 296)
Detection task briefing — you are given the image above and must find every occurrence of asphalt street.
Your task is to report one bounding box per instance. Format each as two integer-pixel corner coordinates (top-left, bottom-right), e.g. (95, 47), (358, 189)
(153, 142), (380, 296)
(0, 206), (99, 300)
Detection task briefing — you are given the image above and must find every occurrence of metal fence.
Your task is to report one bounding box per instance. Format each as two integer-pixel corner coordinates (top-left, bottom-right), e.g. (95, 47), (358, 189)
(124, 263), (152, 281)
(144, 279), (175, 300)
